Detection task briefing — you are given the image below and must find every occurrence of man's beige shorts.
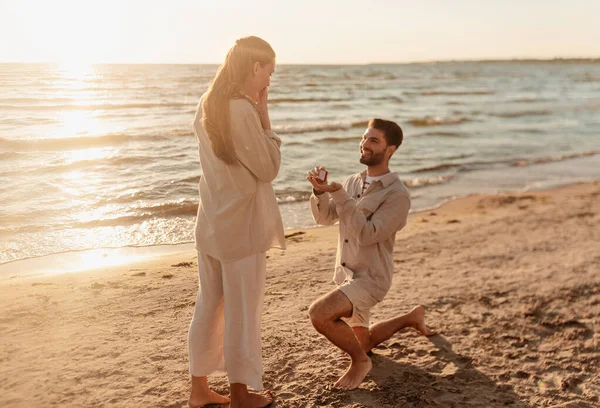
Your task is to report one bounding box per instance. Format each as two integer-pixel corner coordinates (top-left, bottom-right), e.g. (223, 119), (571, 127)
(338, 278), (380, 328)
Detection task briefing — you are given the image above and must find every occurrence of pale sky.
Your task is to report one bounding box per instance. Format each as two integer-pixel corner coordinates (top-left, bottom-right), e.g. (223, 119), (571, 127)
(1, 0), (599, 64)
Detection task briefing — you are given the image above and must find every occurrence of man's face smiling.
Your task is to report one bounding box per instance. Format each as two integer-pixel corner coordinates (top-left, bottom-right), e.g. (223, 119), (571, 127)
(359, 127), (388, 166)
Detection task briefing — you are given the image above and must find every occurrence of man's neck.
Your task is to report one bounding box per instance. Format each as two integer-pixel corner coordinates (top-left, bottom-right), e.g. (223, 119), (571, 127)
(366, 165), (390, 177)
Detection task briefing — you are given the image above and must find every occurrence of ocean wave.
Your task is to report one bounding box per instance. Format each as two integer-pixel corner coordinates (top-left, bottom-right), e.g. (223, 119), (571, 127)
(413, 151), (600, 175)
(408, 116), (470, 127)
(362, 71), (398, 79)
(0, 116), (58, 126)
(68, 201), (200, 229)
(511, 97), (557, 103)
(0, 101), (193, 111)
(413, 163), (463, 173)
(318, 136), (362, 144)
(0, 131), (189, 151)
(517, 128), (545, 134)
(178, 175), (201, 184)
(269, 97), (346, 104)
(511, 151), (598, 167)
(0, 134), (132, 150)
(370, 96), (404, 103)
(32, 155), (156, 174)
(491, 110), (552, 118)
(417, 90), (495, 96)
(0, 151), (24, 159)
(414, 131), (465, 137)
(275, 189), (312, 204)
(0, 97), (75, 104)
(331, 103), (353, 110)
(140, 201), (199, 217)
(571, 74), (600, 83)
(577, 104), (600, 112)
(167, 128), (194, 137)
(411, 151), (599, 176)
(403, 175), (454, 188)
(273, 120), (368, 135)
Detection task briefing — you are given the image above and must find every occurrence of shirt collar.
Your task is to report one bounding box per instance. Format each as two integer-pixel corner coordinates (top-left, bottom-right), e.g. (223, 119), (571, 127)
(360, 169), (400, 188)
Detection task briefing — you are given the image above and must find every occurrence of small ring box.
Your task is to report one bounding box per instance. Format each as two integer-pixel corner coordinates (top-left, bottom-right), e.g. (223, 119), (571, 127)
(316, 169), (328, 184)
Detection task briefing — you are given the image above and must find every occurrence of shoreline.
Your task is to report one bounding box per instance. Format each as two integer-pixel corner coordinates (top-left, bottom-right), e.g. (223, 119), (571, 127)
(2, 178), (598, 280)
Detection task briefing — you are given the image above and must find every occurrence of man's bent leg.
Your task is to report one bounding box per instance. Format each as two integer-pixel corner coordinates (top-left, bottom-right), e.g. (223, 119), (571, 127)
(308, 290), (372, 390)
(352, 326), (373, 354)
(368, 305), (436, 351)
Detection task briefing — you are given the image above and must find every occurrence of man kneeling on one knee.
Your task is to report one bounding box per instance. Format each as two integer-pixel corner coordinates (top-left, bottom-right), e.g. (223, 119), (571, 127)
(306, 118), (435, 390)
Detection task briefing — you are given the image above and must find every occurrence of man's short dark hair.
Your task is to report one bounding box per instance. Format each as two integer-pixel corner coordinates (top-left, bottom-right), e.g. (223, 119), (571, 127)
(368, 118), (403, 148)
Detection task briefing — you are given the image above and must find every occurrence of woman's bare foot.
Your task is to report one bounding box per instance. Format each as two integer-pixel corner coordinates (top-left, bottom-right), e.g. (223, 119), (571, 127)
(409, 305), (436, 336)
(333, 357), (372, 390)
(230, 390), (273, 408)
(188, 389), (230, 408)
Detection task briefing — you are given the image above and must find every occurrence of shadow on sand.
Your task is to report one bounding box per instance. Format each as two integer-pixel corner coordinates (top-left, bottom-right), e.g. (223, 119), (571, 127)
(301, 334), (530, 408)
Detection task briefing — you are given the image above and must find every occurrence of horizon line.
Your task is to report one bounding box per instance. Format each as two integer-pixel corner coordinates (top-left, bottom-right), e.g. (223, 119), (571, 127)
(1, 56), (599, 66)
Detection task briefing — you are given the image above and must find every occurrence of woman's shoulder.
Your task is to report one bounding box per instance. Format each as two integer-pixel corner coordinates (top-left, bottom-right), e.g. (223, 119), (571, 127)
(193, 94), (206, 127)
(229, 96), (257, 113)
(195, 93), (208, 117)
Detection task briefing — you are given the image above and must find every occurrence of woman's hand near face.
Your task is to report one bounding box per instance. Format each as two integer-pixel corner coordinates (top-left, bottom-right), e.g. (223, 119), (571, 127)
(256, 87), (271, 130)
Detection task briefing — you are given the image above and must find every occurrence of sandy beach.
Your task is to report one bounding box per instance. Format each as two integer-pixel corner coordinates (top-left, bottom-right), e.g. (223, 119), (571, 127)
(1, 181), (599, 408)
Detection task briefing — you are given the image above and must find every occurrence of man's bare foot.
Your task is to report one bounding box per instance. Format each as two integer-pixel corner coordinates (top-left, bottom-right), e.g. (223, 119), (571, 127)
(188, 389), (230, 408)
(230, 390), (273, 408)
(409, 305), (436, 336)
(333, 357), (372, 390)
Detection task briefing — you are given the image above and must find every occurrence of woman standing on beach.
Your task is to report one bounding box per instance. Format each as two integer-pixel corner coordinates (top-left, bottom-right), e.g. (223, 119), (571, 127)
(187, 36), (285, 408)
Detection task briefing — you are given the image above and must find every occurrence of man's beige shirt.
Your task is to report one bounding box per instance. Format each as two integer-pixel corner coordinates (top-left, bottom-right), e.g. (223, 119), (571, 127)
(193, 97), (286, 262)
(310, 171), (410, 301)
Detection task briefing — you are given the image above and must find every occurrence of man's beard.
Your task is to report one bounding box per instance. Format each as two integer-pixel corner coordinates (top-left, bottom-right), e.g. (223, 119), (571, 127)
(359, 149), (386, 166)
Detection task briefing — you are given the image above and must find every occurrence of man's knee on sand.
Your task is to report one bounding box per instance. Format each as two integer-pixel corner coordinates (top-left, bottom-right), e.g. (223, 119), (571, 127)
(308, 296), (343, 332)
(308, 290), (354, 332)
(308, 298), (329, 332)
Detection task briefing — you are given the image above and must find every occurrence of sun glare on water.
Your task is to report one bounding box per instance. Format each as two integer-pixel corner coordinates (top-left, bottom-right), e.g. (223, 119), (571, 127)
(58, 61), (94, 82)
(47, 62), (109, 139)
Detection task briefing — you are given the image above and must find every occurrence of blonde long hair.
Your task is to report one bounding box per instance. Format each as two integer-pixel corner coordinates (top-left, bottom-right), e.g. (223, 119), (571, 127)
(202, 36), (275, 164)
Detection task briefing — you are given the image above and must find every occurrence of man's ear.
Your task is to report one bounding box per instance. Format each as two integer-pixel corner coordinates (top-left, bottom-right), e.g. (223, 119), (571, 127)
(387, 145), (398, 158)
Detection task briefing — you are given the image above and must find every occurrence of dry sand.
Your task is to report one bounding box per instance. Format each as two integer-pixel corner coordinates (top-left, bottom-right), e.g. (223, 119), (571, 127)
(1, 182), (599, 407)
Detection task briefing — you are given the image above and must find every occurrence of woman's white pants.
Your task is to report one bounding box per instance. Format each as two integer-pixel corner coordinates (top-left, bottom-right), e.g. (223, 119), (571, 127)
(188, 251), (266, 391)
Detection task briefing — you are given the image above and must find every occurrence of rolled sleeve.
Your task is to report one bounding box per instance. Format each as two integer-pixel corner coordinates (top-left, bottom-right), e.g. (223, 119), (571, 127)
(330, 188), (351, 207)
(231, 100), (281, 182)
(265, 130), (282, 148)
(310, 191), (339, 225)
